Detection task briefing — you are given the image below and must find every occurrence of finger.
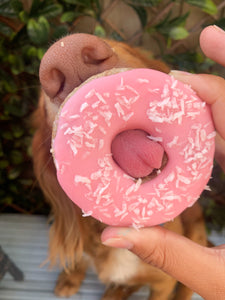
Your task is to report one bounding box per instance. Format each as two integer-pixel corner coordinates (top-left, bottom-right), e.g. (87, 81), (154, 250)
(101, 226), (225, 300)
(200, 25), (225, 67)
(169, 71), (225, 141)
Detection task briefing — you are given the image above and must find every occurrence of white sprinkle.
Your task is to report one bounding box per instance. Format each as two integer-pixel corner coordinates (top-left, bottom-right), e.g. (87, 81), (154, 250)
(99, 126), (107, 135)
(147, 135), (163, 142)
(68, 141), (78, 156)
(171, 78), (178, 89)
(69, 114), (80, 119)
(126, 184), (135, 196)
(147, 210), (153, 216)
(178, 175), (191, 184)
(148, 88), (160, 93)
(164, 172), (175, 184)
(114, 203), (127, 217)
(117, 77), (124, 90)
(207, 131), (216, 139)
(95, 92), (106, 104)
(99, 139), (104, 150)
(132, 223), (143, 230)
(128, 202), (139, 211)
(204, 185), (211, 191)
(75, 175), (91, 185)
(61, 41), (64, 47)
(167, 136), (179, 148)
(85, 141), (95, 148)
(137, 78), (149, 83)
(59, 123), (69, 130)
(151, 197), (164, 211)
(54, 159), (59, 171)
(161, 194), (181, 201)
(135, 178), (142, 190)
(141, 207), (146, 218)
(91, 170), (102, 180)
(123, 173), (135, 181)
(114, 102), (124, 117)
(99, 110), (112, 126)
(200, 129), (207, 141)
(92, 101), (100, 108)
(85, 89), (96, 99)
(82, 210), (92, 217)
(61, 109), (68, 117)
(120, 212), (128, 221)
(80, 102), (89, 112)
(123, 112), (134, 121)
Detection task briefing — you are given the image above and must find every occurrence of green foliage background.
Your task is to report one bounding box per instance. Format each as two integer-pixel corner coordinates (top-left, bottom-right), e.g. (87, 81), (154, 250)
(0, 0), (225, 230)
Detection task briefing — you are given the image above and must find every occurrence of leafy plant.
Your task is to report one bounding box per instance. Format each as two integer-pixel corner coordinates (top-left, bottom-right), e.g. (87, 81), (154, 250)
(0, 0), (224, 230)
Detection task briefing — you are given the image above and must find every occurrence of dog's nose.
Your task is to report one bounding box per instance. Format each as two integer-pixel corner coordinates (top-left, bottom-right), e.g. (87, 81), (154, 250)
(39, 34), (118, 102)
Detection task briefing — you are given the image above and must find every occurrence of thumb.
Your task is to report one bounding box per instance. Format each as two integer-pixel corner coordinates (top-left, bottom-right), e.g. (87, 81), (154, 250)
(101, 226), (225, 300)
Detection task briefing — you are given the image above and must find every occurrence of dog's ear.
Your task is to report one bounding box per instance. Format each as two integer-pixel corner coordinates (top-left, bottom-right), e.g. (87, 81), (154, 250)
(32, 93), (84, 269)
(104, 39), (170, 74)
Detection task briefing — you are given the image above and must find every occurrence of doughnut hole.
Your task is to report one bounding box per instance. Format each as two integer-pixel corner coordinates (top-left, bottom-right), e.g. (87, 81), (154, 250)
(111, 129), (168, 181)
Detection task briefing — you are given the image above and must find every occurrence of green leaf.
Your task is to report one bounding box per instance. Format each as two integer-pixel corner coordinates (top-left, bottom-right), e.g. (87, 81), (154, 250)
(185, 0), (217, 15)
(37, 48), (45, 60)
(19, 10), (29, 23)
(155, 12), (189, 37)
(94, 24), (106, 37)
(27, 16), (50, 45)
(169, 26), (189, 40)
(26, 46), (38, 57)
(60, 11), (78, 23)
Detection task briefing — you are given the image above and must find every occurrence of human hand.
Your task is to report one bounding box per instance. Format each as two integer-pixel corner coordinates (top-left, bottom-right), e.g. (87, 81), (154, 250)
(101, 25), (225, 300)
(170, 25), (225, 172)
(101, 225), (225, 300)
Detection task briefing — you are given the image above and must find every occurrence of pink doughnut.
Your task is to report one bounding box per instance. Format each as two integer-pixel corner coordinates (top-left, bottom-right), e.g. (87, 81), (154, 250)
(52, 68), (215, 227)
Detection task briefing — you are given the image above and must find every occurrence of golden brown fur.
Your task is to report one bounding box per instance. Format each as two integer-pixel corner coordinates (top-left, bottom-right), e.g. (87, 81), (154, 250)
(32, 38), (207, 299)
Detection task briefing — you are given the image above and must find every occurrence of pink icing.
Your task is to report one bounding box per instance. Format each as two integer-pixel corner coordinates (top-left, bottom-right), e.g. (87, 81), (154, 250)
(52, 69), (215, 227)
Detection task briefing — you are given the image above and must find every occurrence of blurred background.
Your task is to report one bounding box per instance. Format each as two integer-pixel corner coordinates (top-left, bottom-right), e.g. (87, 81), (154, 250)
(0, 0), (225, 232)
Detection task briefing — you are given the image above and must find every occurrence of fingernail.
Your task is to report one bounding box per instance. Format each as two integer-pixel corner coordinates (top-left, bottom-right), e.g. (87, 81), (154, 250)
(213, 25), (225, 34)
(102, 237), (133, 249)
(169, 70), (191, 77)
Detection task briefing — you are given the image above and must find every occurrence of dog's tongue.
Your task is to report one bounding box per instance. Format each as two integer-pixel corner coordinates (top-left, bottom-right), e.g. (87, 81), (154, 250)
(111, 129), (164, 178)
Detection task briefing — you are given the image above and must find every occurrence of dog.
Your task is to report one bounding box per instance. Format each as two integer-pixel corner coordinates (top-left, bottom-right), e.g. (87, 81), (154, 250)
(32, 34), (207, 300)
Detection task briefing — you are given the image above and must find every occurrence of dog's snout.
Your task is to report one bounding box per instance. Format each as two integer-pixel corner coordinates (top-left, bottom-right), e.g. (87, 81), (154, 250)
(39, 34), (118, 102)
